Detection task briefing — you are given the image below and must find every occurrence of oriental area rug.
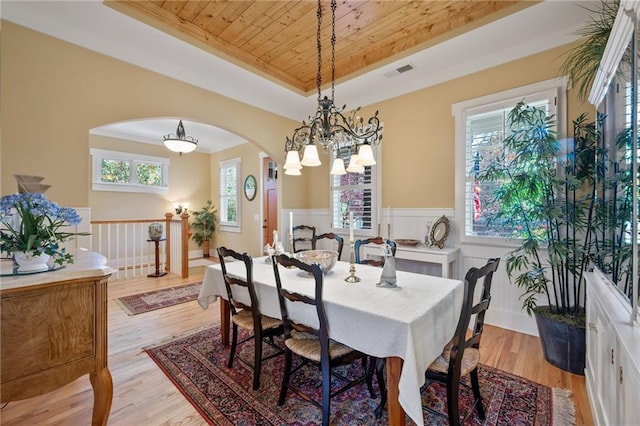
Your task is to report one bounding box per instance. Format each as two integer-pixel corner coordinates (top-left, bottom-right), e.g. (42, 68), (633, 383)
(115, 282), (201, 315)
(145, 325), (576, 426)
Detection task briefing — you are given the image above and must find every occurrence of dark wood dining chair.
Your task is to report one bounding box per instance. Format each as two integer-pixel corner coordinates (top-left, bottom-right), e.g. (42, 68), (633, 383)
(354, 237), (397, 267)
(423, 257), (500, 425)
(217, 246), (284, 390)
(371, 257), (500, 422)
(271, 253), (376, 426)
(292, 225), (316, 252)
(312, 232), (345, 259)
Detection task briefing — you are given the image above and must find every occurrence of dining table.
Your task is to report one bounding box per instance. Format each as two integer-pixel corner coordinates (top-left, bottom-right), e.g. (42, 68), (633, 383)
(198, 256), (463, 426)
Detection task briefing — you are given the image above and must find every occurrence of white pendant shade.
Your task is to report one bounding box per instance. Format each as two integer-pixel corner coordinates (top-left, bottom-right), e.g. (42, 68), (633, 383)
(357, 144), (376, 166)
(346, 154), (364, 173)
(163, 139), (197, 154)
(163, 120), (198, 154)
(330, 158), (347, 175)
(301, 144), (322, 166)
(283, 150), (302, 170)
(285, 167), (302, 176)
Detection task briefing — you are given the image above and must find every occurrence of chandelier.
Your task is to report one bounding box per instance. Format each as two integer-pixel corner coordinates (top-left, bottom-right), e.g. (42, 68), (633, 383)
(163, 120), (198, 155)
(282, 0), (383, 176)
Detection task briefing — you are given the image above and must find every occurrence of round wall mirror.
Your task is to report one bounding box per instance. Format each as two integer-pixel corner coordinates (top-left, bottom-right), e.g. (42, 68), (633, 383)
(244, 175), (257, 201)
(429, 215), (450, 249)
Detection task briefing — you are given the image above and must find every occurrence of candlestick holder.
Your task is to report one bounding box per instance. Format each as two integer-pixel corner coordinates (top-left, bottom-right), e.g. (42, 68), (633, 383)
(377, 223), (381, 237)
(288, 232), (295, 255)
(387, 223), (391, 240)
(285, 232), (297, 268)
(344, 239), (361, 283)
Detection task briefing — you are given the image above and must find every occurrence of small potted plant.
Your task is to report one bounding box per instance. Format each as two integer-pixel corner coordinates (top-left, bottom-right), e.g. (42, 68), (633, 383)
(0, 192), (89, 272)
(191, 200), (217, 258)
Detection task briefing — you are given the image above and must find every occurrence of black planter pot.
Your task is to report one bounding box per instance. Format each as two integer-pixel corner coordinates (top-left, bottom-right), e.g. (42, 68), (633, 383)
(534, 307), (585, 375)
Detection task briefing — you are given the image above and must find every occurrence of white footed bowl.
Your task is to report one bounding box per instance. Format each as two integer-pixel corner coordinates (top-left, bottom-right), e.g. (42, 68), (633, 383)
(295, 249), (338, 274)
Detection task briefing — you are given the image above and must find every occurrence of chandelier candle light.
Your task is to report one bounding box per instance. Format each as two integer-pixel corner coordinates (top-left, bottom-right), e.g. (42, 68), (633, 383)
(283, 0), (383, 177)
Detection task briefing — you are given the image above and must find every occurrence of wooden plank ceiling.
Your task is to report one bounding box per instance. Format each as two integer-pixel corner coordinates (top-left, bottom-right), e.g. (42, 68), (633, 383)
(108, 1), (528, 94)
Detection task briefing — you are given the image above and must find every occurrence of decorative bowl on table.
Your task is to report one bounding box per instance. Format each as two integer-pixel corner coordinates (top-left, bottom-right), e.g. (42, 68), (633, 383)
(395, 239), (421, 246)
(295, 250), (339, 274)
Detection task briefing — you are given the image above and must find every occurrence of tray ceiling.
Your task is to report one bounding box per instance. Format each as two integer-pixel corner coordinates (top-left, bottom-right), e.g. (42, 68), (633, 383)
(108, 0), (528, 94)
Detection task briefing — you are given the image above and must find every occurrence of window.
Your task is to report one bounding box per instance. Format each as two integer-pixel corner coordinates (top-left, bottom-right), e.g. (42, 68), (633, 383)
(330, 144), (381, 236)
(219, 158), (241, 230)
(454, 78), (566, 244)
(90, 148), (169, 194)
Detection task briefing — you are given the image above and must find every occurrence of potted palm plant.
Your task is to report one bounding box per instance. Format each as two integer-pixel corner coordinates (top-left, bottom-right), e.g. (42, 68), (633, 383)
(191, 200), (217, 258)
(478, 102), (598, 374)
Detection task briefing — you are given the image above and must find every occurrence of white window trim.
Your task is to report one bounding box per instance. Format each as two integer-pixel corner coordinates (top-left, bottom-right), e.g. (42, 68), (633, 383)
(219, 157), (241, 232)
(90, 148), (169, 194)
(453, 77), (567, 246)
(329, 143), (382, 238)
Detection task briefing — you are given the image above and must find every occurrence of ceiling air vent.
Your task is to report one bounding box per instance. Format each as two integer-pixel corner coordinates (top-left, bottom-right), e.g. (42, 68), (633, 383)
(383, 63), (415, 78)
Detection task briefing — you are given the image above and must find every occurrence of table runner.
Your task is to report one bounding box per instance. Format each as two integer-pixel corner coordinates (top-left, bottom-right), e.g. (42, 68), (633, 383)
(198, 257), (463, 426)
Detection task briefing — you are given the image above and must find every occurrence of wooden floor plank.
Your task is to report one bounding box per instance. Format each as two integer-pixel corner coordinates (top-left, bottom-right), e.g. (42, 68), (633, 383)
(0, 273), (593, 425)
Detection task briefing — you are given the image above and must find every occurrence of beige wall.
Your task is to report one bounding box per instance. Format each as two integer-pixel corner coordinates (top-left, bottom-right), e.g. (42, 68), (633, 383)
(300, 42), (591, 209)
(1, 21), (296, 208)
(210, 143), (263, 255)
(89, 134), (211, 221)
(2, 21), (594, 257)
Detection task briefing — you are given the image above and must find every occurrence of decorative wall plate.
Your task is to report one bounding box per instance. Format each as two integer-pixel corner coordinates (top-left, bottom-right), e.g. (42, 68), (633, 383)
(429, 215), (450, 249)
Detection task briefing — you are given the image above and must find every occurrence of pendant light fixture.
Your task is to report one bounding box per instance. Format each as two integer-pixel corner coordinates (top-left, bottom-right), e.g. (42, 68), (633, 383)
(163, 120), (198, 155)
(282, 0), (383, 176)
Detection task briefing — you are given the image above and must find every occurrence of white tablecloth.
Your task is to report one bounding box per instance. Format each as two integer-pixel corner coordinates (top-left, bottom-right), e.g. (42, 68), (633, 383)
(198, 257), (463, 426)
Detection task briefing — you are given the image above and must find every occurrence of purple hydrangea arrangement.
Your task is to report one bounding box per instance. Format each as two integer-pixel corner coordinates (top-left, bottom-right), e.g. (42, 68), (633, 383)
(0, 193), (89, 265)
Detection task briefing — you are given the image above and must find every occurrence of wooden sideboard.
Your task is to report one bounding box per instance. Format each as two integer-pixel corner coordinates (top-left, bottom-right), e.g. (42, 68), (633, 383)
(1, 251), (114, 425)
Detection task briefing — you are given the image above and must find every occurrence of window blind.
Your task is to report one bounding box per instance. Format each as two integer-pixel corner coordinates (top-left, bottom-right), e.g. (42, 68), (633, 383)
(331, 144), (374, 232)
(464, 99), (551, 238)
(219, 158), (240, 226)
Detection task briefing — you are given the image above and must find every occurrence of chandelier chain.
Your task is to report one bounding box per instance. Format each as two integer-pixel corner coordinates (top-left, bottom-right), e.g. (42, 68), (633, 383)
(331, 0), (337, 102)
(282, 0), (382, 176)
(316, 0), (323, 101)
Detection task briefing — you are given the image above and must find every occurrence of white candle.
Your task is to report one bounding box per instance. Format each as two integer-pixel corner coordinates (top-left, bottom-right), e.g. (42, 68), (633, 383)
(349, 211), (354, 241)
(289, 211), (293, 235)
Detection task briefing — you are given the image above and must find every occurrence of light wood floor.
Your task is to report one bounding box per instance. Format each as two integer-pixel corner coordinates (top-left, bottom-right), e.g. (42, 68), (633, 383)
(0, 272), (593, 425)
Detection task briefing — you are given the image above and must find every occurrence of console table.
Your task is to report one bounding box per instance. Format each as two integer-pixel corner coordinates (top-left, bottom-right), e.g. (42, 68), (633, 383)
(1, 251), (115, 425)
(361, 244), (459, 278)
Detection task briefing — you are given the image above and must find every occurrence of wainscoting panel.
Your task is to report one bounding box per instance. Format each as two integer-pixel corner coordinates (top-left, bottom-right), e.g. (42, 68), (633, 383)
(286, 208), (538, 335)
(459, 244), (539, 336)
